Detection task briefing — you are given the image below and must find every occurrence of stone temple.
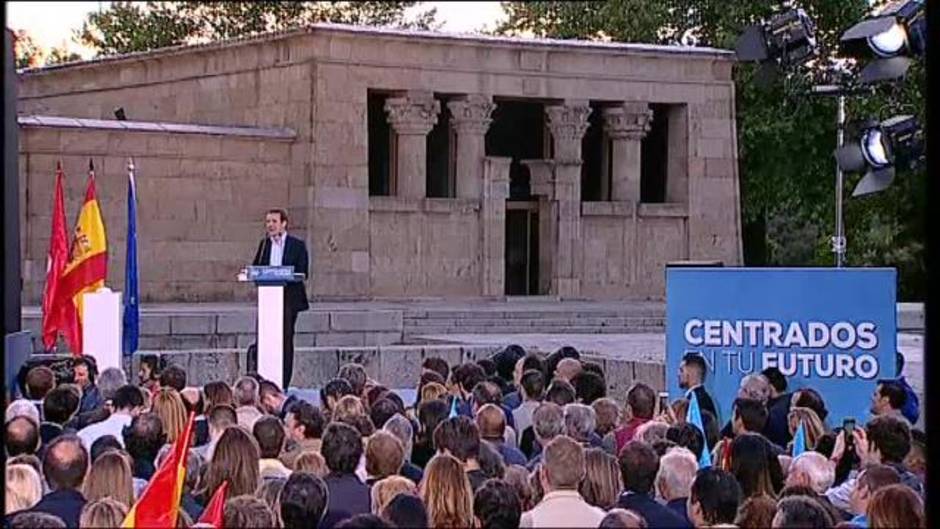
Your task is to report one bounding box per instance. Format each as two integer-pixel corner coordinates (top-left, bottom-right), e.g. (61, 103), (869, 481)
(16, 23), (743, 393)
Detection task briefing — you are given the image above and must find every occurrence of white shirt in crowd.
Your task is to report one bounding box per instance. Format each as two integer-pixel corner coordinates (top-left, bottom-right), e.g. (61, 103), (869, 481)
(520, 490), (605, 528)
(77, 412), (134, 450)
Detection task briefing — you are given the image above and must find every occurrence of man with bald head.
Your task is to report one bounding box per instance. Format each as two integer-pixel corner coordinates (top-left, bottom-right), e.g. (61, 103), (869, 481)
(6, 416), (41, 457)
(30, 434), (89, 527)
(554, 358), (582, 383)
(476, 403), (527, 466)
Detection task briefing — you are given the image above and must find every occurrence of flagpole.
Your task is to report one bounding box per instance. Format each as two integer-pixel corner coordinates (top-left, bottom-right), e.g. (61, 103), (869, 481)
(123, 157), (140, 368)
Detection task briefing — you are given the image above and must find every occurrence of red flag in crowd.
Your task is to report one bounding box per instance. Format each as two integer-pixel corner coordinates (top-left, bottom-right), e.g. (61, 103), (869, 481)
(197, 481), (229, 528)
(41, 162), (71, 351)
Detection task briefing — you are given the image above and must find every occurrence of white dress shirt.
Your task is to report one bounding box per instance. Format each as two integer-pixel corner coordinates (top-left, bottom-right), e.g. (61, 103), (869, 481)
(77, 412), (134, 450)
(269, 232), (286, 266)
(520, 490), (606, 528)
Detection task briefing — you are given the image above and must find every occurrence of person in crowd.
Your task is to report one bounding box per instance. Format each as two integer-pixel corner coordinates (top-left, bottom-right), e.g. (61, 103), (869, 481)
(88, 435), (120, 462)
(420, 382), (448, 403)
(71, 357), (103, 416)
(904, 428), (926, 483)
(203, 381), (235, 410)
(891, 352), (919, 424)
(786, 452), (835, 496)
(521, 435), (604, 527)
(258, 379), (300, 420)
(281, 400), (326, 469)
(564, 403), (601, 448)
(369, 398), (400, 435)
(412, 398), (449, 469)
(295, 451), (328, 477)
(554, 358), (583, 383)
(474, 479), (522, 529)
(525, 402), (565, 469)
(382, 414), (423, 483)
(338, 363), (369, 399)
(503, 464), (536, 512)
(422, 356), (451, 384)
(320, 422), (370, 527)
(5, 464), (43, 515)
(421, 453), (475, 528)
(180, 387), (209, 446)
(123, 412), (165, 482)
(734, 494), (777, 529)
(666, 422), (705, 462)
(78, 385), (144, 450)
(579, 448), (622, 510)
(493, 345), (527, 398)
(30, 435), (89, 528)
(320, 378), (355, 417)
(614, 383), (656, 454)
(223, 495), (277, 528)
(6, 398), (42, 424)
(869, 380), (909, 423)
(761, 367), (793, 451)
(158, 364), (186, 393)
(40, 386), (81, 450)
(687, 467), (742, 529)
(254, 415), (292, 480)
(478, 439), (507, 482)
(82, 451), (135, 510)
(598, 509), (647, 528)
(151, 388), (187, 444)
(730, 433), (784, 498)
(677, 353), (717, 420)
(791, 388), (829, 426)
(616, 440), (689, 528)
(365, 431), (405, 485)
(179, 450), (205, 522)
(772, 495), (833, 528)
(233, 376), (264, 431)
(433, 415), (487, 491)
(786, 406), (826, 452)
(370, 476), (416, 515)
(257, 477), (287, 526)
(637, 420), (671, 446)
(9, 511), (67, 529)
(24, 366), (57, 418)
(280, 472), (330, 529)
(477, 403), (527, 466)
(78, 498), (127, 529)
(512, 369), (545, 446)
(136, 355), (160, 394)
(380, 493), (428, 528)
(592, 397), (621, 447)
(717, 374), (771, 441)
(571, 370), (606, 405)
(471, 381), (518, 444)
(655, 447), (698, 526)
(200, 426), (261, 501)
(866, 483), (924, 529)
(6, 415), (41, 457)
(544, 346), (580, 380)
(193, 404), (236, 463)
(504, 353), (546, 411)
(334, 513), (392, 528)
(846, 464), (900, 527)
(448, 363), (486, 417)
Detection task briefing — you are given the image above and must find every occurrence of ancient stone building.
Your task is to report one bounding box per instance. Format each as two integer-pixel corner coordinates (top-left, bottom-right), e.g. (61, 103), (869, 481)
(17, 23), (741, 304)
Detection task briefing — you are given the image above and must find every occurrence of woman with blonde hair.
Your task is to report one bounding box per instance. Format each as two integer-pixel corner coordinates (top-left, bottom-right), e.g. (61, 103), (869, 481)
(203, 381), (234, 410)
(83, 451), (136, 509)
(79, 498), (128, 529)
(787, 406), (825, 452)
(5, 464), (42, 514)
(371, 475), (417, 515)
(867, 483), (925, 529)
(333, 395), (368, 423)
(295, 451), (327, 477)
(420, 382), (448, 403)
(420, 453), (474, 528)
(152, 388), (188, 444)
(199, 426), (261, 501)
(579, 448), (622, 510)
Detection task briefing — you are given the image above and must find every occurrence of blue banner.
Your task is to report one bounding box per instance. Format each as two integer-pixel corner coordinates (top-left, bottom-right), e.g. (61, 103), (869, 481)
(122, 161), (139, 359)
(666, 268), (896, 427)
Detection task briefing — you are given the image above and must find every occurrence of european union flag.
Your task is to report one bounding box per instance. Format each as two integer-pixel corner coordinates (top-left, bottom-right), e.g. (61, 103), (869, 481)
(122, 159), (139, 362)
(792, 420), (807, 457)
(687, 391), (712, 468)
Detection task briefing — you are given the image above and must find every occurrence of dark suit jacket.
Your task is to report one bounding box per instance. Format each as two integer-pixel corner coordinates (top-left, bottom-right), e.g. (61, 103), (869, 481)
(617, 492), (691, 529)
(690, 386), (718, 422)
(321, 473), (371, 529)
(252, 234), (310, 313)
(666, 497), (693, 527)
(764, 392), (793, 447)
(30, 489), (86, 528)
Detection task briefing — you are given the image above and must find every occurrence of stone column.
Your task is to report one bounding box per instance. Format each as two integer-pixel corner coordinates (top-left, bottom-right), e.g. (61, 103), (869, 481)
(603, 102), (653, 203)
(448, 95), (496, 199)
(544, 101), (591, 298)
(481, 157), (511, 296)
(384, 91), (440, 199)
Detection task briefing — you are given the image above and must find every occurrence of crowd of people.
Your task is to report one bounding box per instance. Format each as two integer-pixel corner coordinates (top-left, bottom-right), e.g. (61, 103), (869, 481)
(3, 346), (926, 528)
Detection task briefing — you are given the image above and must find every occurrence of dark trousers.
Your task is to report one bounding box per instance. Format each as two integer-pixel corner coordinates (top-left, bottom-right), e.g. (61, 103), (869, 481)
(283, 306), (299, 389)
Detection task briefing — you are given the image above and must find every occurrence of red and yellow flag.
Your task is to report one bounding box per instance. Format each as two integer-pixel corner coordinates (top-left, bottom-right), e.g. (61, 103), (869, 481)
(41, 162), (70, 351)
(197, 481), (228, 528)
(122, 411), (196, 528)
(58, 159), (108, 355)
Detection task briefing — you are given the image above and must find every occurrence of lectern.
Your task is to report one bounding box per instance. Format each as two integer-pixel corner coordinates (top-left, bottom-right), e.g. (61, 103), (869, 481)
(239, 266), (305, 388)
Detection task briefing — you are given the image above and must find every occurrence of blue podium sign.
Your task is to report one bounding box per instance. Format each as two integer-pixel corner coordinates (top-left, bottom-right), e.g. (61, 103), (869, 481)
(666, 267), (896, 426)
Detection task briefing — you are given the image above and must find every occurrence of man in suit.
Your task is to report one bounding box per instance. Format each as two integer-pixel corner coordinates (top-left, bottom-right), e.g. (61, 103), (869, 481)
(251, 208), (310, 389)
(617, 440), (691, 528)
(678, 352), (718, 421)
(30, 435), (88, 528)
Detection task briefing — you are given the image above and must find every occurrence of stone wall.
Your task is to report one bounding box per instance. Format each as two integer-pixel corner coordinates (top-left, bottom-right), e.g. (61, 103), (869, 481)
(19, 124), (294, 303)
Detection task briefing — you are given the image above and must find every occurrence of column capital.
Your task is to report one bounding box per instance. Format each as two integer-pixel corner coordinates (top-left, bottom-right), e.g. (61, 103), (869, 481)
(384, 91), (440, 135)
(545, 101), (592, 142)
(448, 94), (496, 135)
(602, 103), (653, 140)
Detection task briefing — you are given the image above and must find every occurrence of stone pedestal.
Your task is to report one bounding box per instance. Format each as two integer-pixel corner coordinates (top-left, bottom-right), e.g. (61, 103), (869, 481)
(603, 102), (653, 202)
(448, 95), (495, 200)
(481, 157), (511, 296)
(384, 92), (440, 198)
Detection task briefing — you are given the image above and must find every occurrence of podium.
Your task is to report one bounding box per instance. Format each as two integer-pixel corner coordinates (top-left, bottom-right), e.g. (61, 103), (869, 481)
(239, 266), (305, 388)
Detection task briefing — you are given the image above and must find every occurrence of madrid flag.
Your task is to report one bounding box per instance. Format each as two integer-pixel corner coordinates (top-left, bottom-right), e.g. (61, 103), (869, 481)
(41, 162), (70, 351)
(59, 159), (108, 355)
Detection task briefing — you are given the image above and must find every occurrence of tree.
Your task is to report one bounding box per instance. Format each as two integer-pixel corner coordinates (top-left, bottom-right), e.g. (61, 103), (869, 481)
(499, 1), (926, 300)
(78, 1), (438, 56)
(45, 47), (83, 66)
(13, 30), (43, 69)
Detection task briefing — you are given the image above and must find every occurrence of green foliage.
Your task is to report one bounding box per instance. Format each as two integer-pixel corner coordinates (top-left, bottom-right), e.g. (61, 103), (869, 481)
(499, 1), (926, 300)
(78, 1), (438, 56)
(13, 30), (43, 69)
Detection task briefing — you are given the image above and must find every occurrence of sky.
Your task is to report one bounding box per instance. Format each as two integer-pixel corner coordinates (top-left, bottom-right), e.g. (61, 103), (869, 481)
(6, 1), (508, 59)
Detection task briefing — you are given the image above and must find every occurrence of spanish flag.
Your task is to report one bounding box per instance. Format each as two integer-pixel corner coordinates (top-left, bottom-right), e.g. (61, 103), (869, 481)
(58, 159), (108, 355)
(122, 411), (196, 528)
(197, 481), (228, 528)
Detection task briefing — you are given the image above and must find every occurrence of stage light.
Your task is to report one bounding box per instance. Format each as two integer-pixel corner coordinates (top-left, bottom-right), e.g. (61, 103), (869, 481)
(834, 115), (924, 196)
(735, 8), (818, 76)
(840, 0), (925, 85)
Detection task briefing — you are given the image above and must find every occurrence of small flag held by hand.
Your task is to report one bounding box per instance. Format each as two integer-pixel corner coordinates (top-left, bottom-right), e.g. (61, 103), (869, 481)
(686, 391), (712, 469)
(792, 419), (807, 457)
